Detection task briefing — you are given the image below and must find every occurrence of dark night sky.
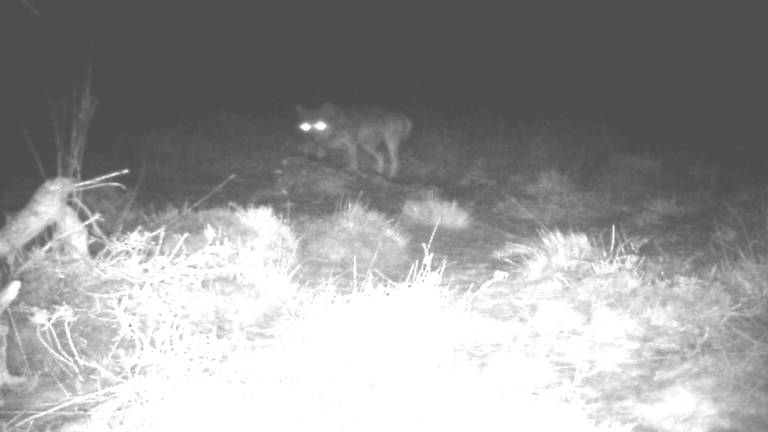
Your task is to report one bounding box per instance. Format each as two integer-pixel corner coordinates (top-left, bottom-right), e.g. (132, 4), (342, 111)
(1, 1), (766, 141)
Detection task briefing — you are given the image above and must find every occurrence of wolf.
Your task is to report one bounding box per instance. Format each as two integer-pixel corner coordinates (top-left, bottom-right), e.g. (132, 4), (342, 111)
(295, 102), (413, 178)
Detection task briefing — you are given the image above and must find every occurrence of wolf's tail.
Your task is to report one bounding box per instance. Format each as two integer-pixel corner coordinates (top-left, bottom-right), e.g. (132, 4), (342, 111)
(404, 117), (414, 140)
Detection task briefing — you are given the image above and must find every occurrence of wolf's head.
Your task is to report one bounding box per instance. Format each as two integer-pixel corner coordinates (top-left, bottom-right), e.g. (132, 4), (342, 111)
(295, 102), (340, 140)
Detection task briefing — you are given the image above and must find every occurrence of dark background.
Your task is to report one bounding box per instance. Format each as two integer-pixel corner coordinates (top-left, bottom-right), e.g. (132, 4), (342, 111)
(1, 1), (766, 169)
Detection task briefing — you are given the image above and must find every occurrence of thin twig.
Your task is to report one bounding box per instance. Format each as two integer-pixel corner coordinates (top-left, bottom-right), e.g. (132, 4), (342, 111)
(18, 0), (39, 15)
(75, 169), (130, 189)
(188, 174), (236, 211)
(76, 182), (127, 193)
(7, 311), (33, 376)
(17, 118), (47, 179)
(11, 387), (112, 428)
(51, 60), (99, 181)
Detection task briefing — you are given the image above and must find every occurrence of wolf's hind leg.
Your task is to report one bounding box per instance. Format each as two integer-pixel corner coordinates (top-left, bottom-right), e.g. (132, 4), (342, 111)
(367, 146), (386, 175)
(385, 139), (399, 178)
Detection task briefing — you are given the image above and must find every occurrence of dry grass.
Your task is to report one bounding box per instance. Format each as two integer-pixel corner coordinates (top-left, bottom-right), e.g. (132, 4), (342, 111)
(487, 227), (765, 431)
(0, 213), (625, 432)
(60, 247), (627, 432)
(275, 157), (352, 197)
(495, 169), (610, 225)
(50, 62), (99, 182)
(0, 208), (614, 430)
(495, 229), (598, 280)
(2, 113), (768, 431)
(2, 199), (766, 432)
(2, 204), (299, 427)
(401, 191), (471, 229)
(300, 201), (411, 280)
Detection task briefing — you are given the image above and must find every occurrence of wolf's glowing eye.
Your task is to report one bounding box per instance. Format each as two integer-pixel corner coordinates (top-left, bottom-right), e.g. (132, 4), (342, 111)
(299, 122), (312, 132)
(313, 121), (328, 131)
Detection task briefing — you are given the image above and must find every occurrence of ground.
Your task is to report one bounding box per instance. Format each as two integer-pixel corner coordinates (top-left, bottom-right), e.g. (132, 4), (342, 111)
(0, 111), (766, 432)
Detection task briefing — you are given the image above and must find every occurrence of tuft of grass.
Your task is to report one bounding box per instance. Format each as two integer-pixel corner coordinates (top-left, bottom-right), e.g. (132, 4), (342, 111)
(401, 191), (471, 229)
(485, 226), (742, 431)
(48, 246), (623, 432)
(140, 205), (297, 268)
(4, 205), (300, 430)
(495, 169), (609, 225)
(275, 157), (352, 197)
(495, 229), (597, 280)
(300, 201), (411, 279)
(10, 206), (749, 431)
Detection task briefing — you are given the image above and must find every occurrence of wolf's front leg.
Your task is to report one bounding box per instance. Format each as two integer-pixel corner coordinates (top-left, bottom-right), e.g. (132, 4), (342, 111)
(345, 140), (359, 172)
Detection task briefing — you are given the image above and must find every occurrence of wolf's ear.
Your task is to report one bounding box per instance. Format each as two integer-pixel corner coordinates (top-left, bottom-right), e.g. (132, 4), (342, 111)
(320, 101), (337, 112)
(294, 105), (307, 116)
